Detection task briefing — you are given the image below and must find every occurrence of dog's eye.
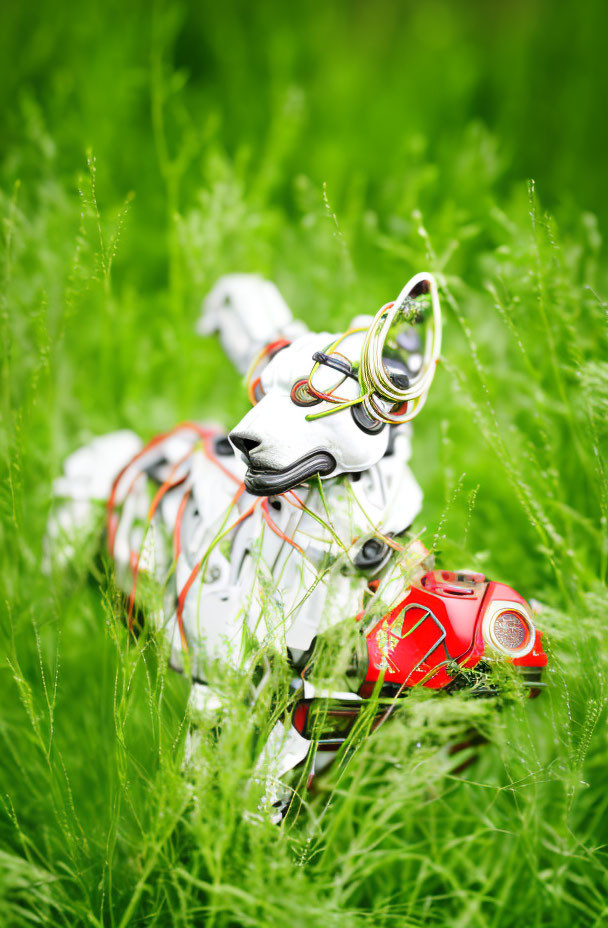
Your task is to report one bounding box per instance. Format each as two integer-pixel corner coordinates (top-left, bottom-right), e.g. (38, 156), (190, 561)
(290, 379), (321, 407)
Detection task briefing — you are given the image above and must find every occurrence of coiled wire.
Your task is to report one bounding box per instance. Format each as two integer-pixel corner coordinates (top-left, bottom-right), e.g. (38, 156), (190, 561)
(359, 272), (442, 424)
(305, 272), (442, 424)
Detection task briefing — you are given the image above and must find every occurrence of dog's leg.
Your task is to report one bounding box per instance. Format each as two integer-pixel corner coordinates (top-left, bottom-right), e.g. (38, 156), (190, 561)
(185, 682), (312, 825)
(183, 681), (227, 769)
(251, 720), (312, 823)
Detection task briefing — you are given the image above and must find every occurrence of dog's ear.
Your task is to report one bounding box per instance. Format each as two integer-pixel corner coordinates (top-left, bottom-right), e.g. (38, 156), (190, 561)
(380, 279), (428, 389)
(358, 272), (442, 427)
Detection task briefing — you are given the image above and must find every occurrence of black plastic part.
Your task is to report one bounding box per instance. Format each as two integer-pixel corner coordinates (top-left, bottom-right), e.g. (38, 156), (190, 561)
(214, 435), (234, 456)
(383, 426), (399, 457)
(351, 402), (386, 435)
(231, 434), (261, 456)
(382, 355), (410, 390)
(245, 451), (336, 496)
(312, 351), (359, 382)
(354, 538), (389, 570)
(143, 456), (168, 478)
(409, 279), (430, 297)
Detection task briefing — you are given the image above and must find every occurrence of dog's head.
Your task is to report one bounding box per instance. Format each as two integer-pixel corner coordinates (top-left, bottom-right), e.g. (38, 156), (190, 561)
(228, 274), (441, 496)
(229, 330), (387, 495)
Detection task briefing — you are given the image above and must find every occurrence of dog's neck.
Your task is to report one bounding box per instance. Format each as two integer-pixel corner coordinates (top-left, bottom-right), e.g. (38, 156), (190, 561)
(255, 449), (421, 563)
(188, 428), (422, 575)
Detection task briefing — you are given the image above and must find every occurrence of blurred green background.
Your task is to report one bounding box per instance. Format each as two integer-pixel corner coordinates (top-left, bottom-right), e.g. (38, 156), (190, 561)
(1, 1), (607, 925)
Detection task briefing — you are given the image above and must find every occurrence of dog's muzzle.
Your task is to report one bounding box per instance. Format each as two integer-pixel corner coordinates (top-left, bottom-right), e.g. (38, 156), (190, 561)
(243, 450), (336, 496)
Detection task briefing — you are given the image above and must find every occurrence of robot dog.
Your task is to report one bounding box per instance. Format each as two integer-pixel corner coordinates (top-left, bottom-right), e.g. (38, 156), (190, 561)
(47, 273), (547, 820)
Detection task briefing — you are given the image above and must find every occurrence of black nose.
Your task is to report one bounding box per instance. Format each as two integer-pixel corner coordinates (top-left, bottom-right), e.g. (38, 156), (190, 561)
(230, 433), (261, 457)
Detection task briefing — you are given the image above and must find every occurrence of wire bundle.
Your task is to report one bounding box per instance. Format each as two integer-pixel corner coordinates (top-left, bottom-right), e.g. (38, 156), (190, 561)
(358, 272), (442, 424)
(305, 272), (442, 424)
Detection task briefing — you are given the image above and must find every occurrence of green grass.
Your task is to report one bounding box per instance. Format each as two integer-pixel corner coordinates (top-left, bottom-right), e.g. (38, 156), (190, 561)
(1, 0), (608, 925)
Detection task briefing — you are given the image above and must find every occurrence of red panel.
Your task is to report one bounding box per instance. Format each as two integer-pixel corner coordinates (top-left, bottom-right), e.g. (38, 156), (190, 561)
(513, 630), (548, 667)
(486, 581), (528, 607)
(292, 702), (308, 734)
(363, 572), (548, 690)
(365, 577), (485, 689)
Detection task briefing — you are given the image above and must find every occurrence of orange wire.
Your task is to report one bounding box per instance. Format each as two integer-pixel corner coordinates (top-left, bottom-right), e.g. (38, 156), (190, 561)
(109, 420), (248, 637)
(175, 484), (254, 651)
(107, 430), (169, 555)
(173, 486), (192, 559)
(288, 490), (306, 508)
(248, 377), (262, 406)
(246, 338), (291, 405)
(201, 435), (241, 485)
(261, 498), (305, 556)
(127, 448), (195, 628)
(147, 471), (188, 522)
(306, 331), (366, 405)
(107, 421), (217, 554)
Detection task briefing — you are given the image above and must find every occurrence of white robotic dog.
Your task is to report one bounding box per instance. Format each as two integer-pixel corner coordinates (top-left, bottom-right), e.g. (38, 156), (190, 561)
(47, 272), (443, 817)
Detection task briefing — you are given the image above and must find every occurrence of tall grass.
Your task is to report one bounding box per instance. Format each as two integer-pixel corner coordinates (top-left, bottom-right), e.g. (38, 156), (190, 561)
(1, 1), (607, 925)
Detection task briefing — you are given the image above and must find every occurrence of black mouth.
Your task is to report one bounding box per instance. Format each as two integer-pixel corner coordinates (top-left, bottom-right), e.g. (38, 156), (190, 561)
(244, 450), (336, 496)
